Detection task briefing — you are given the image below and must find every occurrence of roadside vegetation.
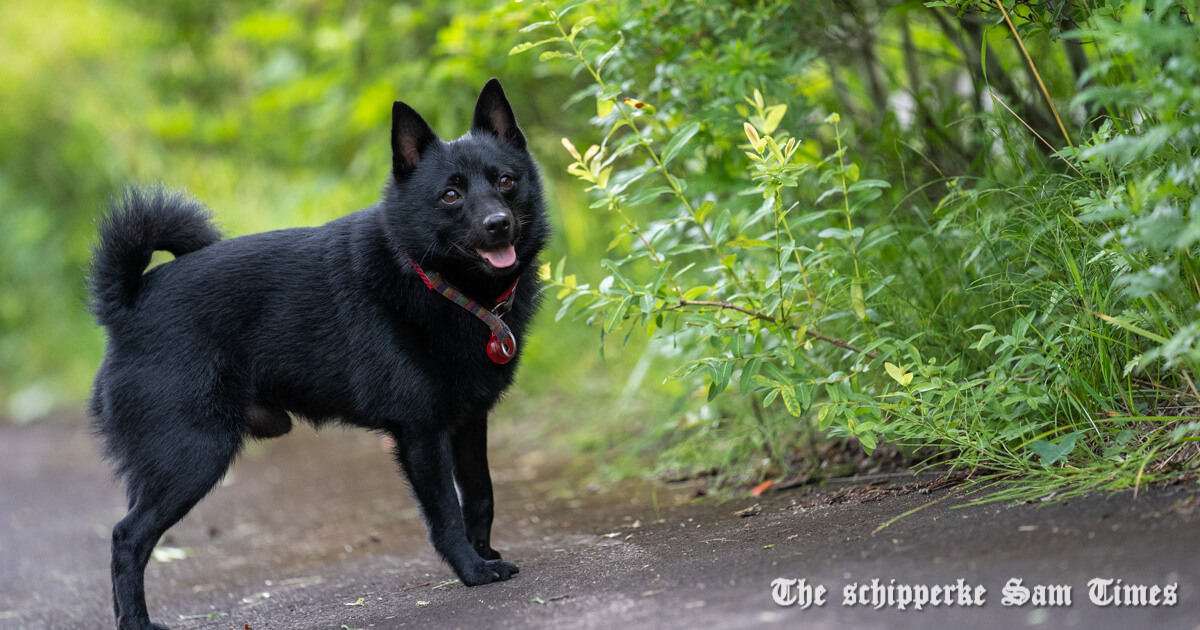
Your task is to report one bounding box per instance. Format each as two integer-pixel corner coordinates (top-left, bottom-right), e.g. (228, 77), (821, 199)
(519, 0), (1200, 497)
(2, 0), (1196, 497)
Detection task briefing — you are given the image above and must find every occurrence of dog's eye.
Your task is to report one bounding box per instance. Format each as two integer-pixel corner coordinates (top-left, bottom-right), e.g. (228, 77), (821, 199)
(498, 175), (514, 191)
(441, 189), (460, 204)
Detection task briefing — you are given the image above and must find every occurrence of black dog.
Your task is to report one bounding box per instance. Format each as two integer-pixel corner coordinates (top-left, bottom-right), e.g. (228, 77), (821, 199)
(88, 79), (547, 630)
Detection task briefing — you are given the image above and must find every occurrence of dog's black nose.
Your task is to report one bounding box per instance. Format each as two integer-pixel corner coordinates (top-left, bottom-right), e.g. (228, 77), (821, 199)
(483, 213), (512, 236)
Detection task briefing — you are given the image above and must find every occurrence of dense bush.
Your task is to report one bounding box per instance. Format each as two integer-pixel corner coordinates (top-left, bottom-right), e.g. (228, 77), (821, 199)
(519, 0), (1199, 493)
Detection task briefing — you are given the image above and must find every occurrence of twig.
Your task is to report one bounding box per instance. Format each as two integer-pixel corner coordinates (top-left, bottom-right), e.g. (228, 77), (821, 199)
(993, 0), (1075, 151)
(674, 299), (879, 359)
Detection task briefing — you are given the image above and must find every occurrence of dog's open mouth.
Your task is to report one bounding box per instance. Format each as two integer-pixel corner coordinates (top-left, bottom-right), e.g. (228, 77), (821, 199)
(476, 244), (517, 269)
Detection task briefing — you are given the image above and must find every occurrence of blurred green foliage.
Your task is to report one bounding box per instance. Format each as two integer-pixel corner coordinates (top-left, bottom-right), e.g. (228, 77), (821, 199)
(0, 0), (633, 421)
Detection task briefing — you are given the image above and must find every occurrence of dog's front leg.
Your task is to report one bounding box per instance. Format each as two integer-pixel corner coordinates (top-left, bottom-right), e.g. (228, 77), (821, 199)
(451, 416), (501, 560)
(391, 426), (518, 585)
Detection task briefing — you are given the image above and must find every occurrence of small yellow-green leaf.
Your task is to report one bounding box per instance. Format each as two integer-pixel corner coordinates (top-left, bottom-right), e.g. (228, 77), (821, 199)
(845, 163), (860, 183)
(596, 166), (612, 188)
(727, 237), (772, 249)
(596, 98), (614, 118)
(570, 15), (597, 37)
(850, 280), (866, 321)
(538, 262), (551, 280)
(508, 42), (537, 55)
(884, 362), (906, 385)
(555, 275), (577, 300)
(743, 122), (762, 152)
(779, 386), (803, 416)
(765, 136), (784, 163)
(762, 104), (787, 134)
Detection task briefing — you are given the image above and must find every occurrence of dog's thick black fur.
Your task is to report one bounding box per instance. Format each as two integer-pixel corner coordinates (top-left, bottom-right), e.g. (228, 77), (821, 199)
(87, 79), (547, 630)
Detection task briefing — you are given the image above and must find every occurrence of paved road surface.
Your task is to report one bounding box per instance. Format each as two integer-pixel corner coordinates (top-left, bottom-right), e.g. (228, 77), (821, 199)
(1, 420), (1197, 629)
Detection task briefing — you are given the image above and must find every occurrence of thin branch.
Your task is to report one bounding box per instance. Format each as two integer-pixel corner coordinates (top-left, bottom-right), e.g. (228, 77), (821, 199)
(993, 0), (1076, 151)
(674, 299), (880, 360)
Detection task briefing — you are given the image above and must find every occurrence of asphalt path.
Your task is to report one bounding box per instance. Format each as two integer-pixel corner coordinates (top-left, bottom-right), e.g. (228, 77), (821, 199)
(1, 419), (1197, 629)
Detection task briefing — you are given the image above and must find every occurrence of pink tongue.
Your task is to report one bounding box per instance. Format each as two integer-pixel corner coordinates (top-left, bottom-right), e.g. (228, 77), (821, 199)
(478, 245), (517, 268)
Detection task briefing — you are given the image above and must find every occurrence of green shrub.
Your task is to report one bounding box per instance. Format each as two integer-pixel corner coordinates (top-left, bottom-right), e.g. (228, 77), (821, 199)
(517, 0), (1200, 493)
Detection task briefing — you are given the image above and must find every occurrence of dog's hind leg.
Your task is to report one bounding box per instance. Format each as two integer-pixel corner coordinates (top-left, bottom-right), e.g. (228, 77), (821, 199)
(110, 421), (241, 630)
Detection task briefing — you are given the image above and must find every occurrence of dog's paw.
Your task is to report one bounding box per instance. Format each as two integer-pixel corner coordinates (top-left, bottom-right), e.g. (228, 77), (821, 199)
(475, 544), (503, 561)
(116, 617), (170, 630)
(487, 558), (519, 578)
(459, 558), (520, 586)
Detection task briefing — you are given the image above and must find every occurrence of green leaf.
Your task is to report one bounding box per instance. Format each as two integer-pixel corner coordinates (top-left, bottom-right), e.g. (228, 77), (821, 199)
(884, 362), (913, 387)
(556, 0), (598, 18)
(1030, 432), (1082, 466)
(727, 237), (772, 249)
(508, 38), (562, 56)
(569, 16), (597, 38)
(661, 122), (701, 166)
(817, 227), (851, 240)
(519, 20), (555, 33)
(779, 385), (803, 416)
(640, 290), (656, 314)
(596, 166), (612, 188)
(596, 32), (625, 70)
(847, 179), (891, 192)
(762, 104), (787, 134)
(626, 186), (673, 206)
(596, 97), (614, 118)
(738, 358), (764, 394)
(604, 295), (634, 333)
(850, 280), (867, 321)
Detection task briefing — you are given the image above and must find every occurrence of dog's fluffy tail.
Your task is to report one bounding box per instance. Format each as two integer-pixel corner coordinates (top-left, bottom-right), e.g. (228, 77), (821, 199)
(89, 187), (222, 326)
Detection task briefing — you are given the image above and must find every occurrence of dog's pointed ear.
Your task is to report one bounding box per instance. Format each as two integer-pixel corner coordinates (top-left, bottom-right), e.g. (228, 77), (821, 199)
(472, 78), (526, 151)
(391, 101), (439, 179)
